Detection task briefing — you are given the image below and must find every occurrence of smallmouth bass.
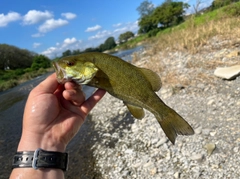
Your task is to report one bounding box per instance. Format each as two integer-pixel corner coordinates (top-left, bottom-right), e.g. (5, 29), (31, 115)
(53, 52), (194, 144)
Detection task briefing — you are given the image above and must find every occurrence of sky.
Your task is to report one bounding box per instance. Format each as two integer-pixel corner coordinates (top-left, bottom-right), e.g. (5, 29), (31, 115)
(0, 0), (213, 59)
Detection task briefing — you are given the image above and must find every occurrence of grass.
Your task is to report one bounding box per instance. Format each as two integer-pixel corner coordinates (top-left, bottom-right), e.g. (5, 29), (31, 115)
(132, 2), (240, 88)
(0, 68), (54, 92)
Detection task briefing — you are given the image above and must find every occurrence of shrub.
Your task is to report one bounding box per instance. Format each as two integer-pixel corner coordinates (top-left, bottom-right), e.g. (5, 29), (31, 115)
(223, 2), (240, 16)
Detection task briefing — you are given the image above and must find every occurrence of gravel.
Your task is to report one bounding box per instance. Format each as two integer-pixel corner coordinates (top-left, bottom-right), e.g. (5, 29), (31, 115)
(65, 45), (240, 179)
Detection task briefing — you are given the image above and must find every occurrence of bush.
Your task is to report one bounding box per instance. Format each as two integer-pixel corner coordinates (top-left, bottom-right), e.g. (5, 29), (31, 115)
(223, 2), (240, 16)
(0, 79), (18, 91)
(147, 28), (160, 37)
(14, 69), (25, 76)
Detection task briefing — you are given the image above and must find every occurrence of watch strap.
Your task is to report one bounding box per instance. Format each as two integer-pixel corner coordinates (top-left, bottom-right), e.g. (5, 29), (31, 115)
(12, 148), (68, 171)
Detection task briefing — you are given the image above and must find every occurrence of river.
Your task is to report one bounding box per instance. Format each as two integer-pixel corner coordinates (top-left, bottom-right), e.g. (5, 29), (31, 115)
(0, 46), (144, 178)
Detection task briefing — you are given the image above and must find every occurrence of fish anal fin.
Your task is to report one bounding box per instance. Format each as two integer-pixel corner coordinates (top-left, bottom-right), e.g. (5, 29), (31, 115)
(125, 103), (145, 119)
(138, 68), (162, 91)
(157, 108), (194, 144)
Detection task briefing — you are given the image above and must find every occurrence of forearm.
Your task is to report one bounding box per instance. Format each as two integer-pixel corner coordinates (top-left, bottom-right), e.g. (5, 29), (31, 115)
(10, 168), (64, 179)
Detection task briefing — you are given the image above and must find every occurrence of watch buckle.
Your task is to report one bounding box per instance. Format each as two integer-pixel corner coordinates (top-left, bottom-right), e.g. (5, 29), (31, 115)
(32, 148), (42, 169)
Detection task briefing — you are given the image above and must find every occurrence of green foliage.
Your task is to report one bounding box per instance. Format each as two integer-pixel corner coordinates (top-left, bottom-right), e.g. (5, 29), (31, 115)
(152, 1), (189, 27)
(119, 31), (135, 43)
(0, 44), (35, 70)
(31, 55), (51, 70)
(0, 79), (18, 91)
(223, 2), (240, 16)
(212, 0), (240, 9)
(147, 28), (161, 37)
(62, 49), (72, 57)
(138, 15), (158, 34)
(138, 0), (189, 34)
(72, 49), (81, 55)
(136, 0), (155, 18)
(99, 37), (117, 51)
(84, 47), (101, 53)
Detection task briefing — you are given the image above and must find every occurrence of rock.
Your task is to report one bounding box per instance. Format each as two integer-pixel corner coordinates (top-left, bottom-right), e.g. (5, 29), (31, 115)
(214, 65), (240, 80)
(150, 167), (157, 175)
(226, 50), (240, 58)
(194, 126), (202, 134)
(155, 138), (168, 147)
(204, 143), (216, 156)
(174, 172), (180, 178)
(190, 153), (204, 162)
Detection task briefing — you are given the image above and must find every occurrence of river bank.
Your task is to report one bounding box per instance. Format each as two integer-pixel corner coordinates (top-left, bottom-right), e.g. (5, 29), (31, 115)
(64, 38), (240, 178)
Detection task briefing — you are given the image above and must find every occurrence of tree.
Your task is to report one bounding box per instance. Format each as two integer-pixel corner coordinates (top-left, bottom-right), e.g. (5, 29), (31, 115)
(138, 15), (157, 34)
(62, 49), (72, 57)
(193, 0), (204, 14)
(72, 49), (81, 55)
(104, 37), (116, 50)
(151, 1), (190, 28)
(99, 37), (116, 51)
(0, 44), (34, 70)
(31, 55), (51, 70)
(118, 31), (135, 43)
(137, 0), (156, 34)
(137, 0), (155, 18)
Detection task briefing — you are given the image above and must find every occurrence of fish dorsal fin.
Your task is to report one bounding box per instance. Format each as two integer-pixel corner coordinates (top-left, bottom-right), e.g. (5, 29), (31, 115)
(139, 68), (162, 91)
(124, 103), (145, 119)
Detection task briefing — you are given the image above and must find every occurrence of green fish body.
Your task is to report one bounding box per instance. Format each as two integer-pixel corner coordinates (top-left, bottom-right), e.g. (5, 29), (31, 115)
(53, 52), (194, 144)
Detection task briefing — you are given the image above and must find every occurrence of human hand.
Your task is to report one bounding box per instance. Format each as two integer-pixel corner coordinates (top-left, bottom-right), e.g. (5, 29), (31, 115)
(17, 73), (106, 152)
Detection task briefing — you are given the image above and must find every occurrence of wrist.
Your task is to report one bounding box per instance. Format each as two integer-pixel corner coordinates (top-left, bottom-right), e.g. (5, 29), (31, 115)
(18, 130), (66, 152)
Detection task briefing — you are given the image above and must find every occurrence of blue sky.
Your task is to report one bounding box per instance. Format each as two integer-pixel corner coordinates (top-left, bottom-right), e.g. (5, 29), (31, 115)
(0, 0), (213, 59)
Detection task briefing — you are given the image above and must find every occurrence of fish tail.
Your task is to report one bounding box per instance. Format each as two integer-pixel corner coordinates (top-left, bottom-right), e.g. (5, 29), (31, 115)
(157, 107), (194, 144)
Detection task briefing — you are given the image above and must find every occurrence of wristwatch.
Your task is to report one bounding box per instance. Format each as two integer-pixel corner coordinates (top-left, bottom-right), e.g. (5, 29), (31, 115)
(12, 148), (68, 171)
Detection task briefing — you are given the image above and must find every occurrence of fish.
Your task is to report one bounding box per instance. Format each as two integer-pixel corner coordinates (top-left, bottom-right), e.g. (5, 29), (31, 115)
(53, 52), (194, 144)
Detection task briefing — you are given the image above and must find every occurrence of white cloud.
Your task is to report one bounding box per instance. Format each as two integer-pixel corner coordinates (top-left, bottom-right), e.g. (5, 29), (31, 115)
(0, 12), (21, 27)
(88, 30), (111, 40)
(41, 21), (139, 58)
(113, 23), (122, 27)
(41, 37), (82, 58)
(61, 12), (77, 20)
(31, 33), (45, 38)
(85, 24), (101, 32)
(38, 18), (68, 33)
(41, 47), (58, 58)
(33, 42), (41, 48)
(88, 21), (138, 41)
(23, 10), (53, 25)
(62, 37), (78, 47)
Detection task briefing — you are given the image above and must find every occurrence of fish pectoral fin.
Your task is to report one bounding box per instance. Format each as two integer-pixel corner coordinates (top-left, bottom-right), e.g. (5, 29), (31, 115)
(124, 103), (145, 119)
(138, 68), (162, 91)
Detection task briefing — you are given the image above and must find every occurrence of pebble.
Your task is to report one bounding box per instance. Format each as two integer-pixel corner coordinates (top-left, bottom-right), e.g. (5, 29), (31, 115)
(77, 43), (240, 179)
(204, 143), (216, 156)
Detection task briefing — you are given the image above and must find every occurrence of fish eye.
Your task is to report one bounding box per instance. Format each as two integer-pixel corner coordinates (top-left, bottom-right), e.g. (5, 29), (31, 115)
(66, 61), (75, 66)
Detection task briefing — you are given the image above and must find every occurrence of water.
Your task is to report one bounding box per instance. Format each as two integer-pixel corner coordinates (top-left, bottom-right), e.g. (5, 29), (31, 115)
(113, 45), (144, 61)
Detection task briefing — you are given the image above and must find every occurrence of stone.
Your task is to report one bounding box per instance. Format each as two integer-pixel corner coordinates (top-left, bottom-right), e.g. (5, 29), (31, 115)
(214, 65), (240, 80)
(190, 153), (204, 162)
(204, 143), (216, 156)
(226, 50), (240, 58)
(174, 172), (180, 178)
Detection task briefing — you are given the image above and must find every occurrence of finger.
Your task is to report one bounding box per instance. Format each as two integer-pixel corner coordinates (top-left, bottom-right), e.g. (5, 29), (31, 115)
(63, 88), (86, 106)
(64, 81), (81, 90)
(34, 73), (59, 94)
(80, 89), (106, 115)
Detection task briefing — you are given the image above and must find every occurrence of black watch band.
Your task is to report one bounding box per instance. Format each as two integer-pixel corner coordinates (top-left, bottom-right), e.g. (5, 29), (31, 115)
(12, 148), (68, 171)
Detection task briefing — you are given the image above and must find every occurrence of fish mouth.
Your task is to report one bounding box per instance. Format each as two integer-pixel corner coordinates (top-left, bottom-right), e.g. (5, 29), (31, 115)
(52, 61), (71, 83)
